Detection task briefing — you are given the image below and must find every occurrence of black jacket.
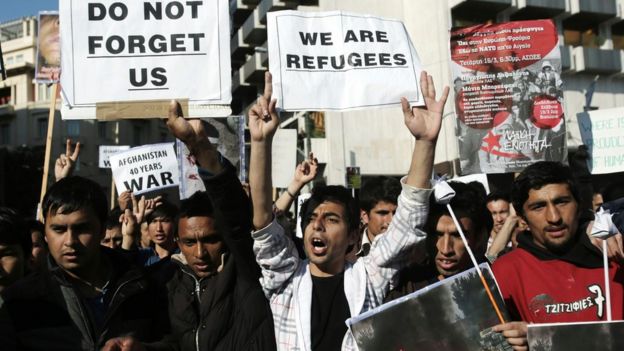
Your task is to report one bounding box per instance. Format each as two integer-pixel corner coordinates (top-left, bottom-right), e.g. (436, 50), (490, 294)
(156, 163), (276, 351)
(0, 248), (171, 351)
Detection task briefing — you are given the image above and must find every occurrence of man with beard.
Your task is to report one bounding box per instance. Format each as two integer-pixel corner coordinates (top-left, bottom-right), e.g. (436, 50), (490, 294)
(491, 161), (624, 351)
(248, 71), (449, 350)
(385, 181), (490, 300)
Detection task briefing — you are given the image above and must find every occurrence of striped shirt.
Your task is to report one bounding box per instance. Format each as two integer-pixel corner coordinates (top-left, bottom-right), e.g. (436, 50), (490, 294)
(252, 179), (431, 350)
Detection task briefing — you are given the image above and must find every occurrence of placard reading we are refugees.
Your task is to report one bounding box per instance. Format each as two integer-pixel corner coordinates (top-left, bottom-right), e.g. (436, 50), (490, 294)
(268, 10), (424, 111)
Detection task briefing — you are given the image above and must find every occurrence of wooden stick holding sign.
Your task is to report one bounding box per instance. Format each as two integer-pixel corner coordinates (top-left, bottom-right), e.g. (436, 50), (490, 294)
(37, 83), (59, 221)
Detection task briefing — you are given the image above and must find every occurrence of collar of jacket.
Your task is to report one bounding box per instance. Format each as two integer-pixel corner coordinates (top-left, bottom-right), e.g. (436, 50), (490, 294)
(516, 219), (603, 268)
(46, 247), (145, 288)
(171, 252), (229, 281)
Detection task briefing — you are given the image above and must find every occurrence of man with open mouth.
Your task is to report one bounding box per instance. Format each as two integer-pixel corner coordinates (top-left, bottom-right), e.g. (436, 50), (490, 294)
(248, 71), (450, 350)
(384, 181), (491, 301)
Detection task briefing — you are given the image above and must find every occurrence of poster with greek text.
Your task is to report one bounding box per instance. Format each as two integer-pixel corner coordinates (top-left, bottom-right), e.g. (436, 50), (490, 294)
(577, 108), (624, 174)
(528, 321), (624, 350)
(98, 145), (130, 168)
(451, 20), (565, 174)
(110, 143), (179, 195)
(347, 264), (513, 351)
(59, 0), (231, 119)
(36, 12), (61, 83)
(268, 10), (423, 111)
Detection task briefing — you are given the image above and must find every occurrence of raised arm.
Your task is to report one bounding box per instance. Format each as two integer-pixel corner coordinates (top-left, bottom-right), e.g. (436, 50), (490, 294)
(403, 71), (450, 189)
(364, 71), (449, 296)
(486, 205), (520, 263)
(167, 101), (222, 174)
(274, 152), (318, 213)
(249, 72), (279, 230)
(54, 139), (80, 181)
(249, 72), (301, 297)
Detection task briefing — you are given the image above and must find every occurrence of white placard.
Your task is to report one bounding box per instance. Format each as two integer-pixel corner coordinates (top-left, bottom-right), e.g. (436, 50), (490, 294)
(110, 143), (179, 195)
(99, 145), (130, 168)
(267, 10), (423, 112)
(271, 129), (298, 188)
(578, 108), (624, 174)
(60, 0), (231, 119)
(176, 139), (205, 200)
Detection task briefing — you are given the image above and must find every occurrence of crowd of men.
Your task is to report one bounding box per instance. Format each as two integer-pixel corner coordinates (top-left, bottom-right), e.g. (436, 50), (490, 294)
(0, 72), (623, 351)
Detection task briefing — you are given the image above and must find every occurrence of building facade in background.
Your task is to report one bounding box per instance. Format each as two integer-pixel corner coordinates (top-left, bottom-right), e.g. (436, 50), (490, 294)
(2, 0), (624, 214)
(231, 0), (624, 186)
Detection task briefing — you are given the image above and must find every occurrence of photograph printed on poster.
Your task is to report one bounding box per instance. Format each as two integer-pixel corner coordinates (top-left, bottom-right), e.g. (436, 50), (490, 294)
(451, 19), (566, 175)
(528, 321), (624, 350)
(36, 12), (60, 83)
(347, 264), (513, 351)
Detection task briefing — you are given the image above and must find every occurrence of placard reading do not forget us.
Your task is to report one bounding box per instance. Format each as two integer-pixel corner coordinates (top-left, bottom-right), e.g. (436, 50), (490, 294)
(59, 0), (231, 119)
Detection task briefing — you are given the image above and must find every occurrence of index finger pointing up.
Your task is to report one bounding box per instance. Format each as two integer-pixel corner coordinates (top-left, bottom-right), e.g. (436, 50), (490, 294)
(263, 71), (273, 101)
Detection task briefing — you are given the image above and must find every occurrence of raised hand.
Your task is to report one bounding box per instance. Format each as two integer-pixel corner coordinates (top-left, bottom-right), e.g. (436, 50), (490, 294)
(117, 191), (132, 211)
(167, 100), (221, 173)
(294, 152), (318, 186)
(54, 139), (81, 181)
(167, 101), (209, 153)
(119, 209), (138, 241)
(402, 71), (450, 142)
(248, 72), (279, 143)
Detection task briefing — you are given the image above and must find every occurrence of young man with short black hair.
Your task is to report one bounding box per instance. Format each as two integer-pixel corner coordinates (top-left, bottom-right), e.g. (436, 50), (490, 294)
(0, 177), (170, 350)
(357, 176), (402, 257)
(385, 181), (490, 300)
(249, 71), (449, 350)
(492, 161), (624, 350)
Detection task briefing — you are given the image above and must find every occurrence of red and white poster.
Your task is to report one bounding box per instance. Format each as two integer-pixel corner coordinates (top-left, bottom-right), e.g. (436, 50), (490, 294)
(451, 20), (566, 174)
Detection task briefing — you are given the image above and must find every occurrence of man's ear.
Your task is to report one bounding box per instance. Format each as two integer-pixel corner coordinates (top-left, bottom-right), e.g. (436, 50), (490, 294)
(361, 210), (369, 225)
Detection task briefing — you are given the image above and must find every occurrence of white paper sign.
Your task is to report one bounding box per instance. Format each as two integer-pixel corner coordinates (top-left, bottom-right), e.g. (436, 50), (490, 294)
(176, 139), (205, 200)
(577, 108), (624, 174)
(60, 0), (231, 119)
(110, 143), (179, 195)
(271, 129), (298, 188)
(267, 10), (423, 111)
(99, 145), (130, 168)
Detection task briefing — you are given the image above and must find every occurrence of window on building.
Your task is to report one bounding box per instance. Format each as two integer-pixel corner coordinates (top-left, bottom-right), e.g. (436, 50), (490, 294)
(0, 124), (9, 144)
(0, 22), (23, 41)
(0, 87), (11, 105)
(612, 21), (624, 50)
(133, 123), (142, 145)
(15, 54), (23, 64)
(37, 84), (49, 101)
(563, 26), (602, 48)
(37, 118), (48, 139)
(5, 56), (14, 65)
(67, 120), (80, 136)
(98, 122), (108, 139)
